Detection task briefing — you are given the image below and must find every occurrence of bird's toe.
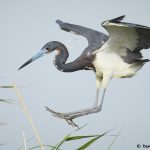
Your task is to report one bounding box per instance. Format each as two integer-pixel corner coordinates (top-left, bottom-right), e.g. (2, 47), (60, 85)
(45, 106), (79, 127)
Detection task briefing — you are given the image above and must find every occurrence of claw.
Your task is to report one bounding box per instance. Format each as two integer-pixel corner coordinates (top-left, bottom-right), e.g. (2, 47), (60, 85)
(45, 106), (79, 128)
(68, 119), (79, 128)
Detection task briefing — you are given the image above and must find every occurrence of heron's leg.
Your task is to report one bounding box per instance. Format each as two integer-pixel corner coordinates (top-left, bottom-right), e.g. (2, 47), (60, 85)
(97, 73), (112, 110)
(62, 74), (111, 116)
(46, 88), (106, 127)
(64, 88), (107, 117)
(93, 75), (102, 107)
(46, 74), (111, 127)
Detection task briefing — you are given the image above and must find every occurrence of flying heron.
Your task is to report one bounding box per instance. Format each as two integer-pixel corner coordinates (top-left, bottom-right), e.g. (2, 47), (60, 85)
(19, 16), (150, 127)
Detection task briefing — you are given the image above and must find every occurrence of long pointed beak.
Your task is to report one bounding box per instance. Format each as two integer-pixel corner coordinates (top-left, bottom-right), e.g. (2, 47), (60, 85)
(18, 48), (48, 70)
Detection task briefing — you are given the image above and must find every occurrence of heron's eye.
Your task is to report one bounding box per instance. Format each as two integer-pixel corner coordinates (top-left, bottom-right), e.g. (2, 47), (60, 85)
(46, 48), (49, 50)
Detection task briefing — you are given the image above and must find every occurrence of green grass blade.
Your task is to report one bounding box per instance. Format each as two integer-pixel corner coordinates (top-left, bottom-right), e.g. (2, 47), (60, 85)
(107, 128), (123, 150)
(66, 135), (100, 141)
(0, 99), (15, 104)
(77, 136), (101, 150)
(76, 131), (110, 150)
(53, 124), (88, 150)
(54, 134), (72, 150)
(0, 86), (14, 88)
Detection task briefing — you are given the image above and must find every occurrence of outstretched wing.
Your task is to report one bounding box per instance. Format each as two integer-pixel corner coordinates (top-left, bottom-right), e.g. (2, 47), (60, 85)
(56, 20), (108, 55)
(101, 15), (150, 63)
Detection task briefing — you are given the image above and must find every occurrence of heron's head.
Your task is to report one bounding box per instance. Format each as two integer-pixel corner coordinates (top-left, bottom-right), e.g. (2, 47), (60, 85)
(18, 41), (62, 70)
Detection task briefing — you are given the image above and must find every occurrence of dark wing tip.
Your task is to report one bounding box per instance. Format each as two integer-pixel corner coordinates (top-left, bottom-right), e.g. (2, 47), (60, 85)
(56, 20), (64, 25)
(56, 19), (71, 32)
(110, 15), (125, 23)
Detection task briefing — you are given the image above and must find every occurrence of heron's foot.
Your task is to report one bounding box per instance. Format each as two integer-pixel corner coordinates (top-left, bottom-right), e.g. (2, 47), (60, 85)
(45, 106), (79, 128)
(45, 106), (103, 127)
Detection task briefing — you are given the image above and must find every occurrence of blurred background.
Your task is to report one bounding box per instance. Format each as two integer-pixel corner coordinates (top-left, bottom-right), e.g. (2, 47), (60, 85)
(0, 0), (150, 149)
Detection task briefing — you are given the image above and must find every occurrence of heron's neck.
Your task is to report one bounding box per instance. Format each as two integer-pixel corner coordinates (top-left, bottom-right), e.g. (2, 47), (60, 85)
(53, 43), (83, 72)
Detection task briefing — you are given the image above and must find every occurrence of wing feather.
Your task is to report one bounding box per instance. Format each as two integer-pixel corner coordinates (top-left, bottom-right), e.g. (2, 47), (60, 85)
(56, 20), (108, 55)
(101, 16), (150, 63)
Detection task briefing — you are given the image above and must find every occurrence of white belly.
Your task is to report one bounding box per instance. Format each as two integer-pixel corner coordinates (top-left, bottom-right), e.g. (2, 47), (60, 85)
(93, 51), (141, 78)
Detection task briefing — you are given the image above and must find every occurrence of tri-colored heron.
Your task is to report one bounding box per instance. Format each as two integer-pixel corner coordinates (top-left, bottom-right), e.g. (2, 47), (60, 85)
(19, 16), (150, 127)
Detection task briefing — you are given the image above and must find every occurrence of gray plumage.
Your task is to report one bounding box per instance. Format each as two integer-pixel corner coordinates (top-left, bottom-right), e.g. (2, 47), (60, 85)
(56, 19), (108, 48)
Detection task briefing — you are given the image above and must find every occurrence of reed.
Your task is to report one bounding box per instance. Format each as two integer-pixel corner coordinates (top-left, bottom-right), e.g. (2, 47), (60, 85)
(13, 82), (45, 150)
